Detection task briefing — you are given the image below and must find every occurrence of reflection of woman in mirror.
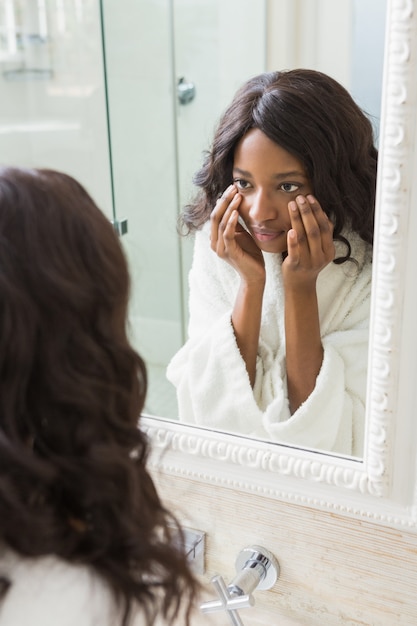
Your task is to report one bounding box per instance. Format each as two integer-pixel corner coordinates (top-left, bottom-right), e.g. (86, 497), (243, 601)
(167, 69), (377, 457)
(0, 168), (198, 625)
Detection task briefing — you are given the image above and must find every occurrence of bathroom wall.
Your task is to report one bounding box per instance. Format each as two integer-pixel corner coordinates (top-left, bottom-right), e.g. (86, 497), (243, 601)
(267, 0), (387, 137)
(266, 0), (353, 86)
(151, 469), (417, 625)
(350, 0), (387, 139)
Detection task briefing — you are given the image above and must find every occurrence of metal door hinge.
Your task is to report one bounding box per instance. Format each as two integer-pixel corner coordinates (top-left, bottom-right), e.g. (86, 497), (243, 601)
(112, 218), (128, 236)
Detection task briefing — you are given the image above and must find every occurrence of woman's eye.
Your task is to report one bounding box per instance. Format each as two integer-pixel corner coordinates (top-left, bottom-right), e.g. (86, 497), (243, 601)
(280, 182), (299, 193)
(233, 179), (250, 190)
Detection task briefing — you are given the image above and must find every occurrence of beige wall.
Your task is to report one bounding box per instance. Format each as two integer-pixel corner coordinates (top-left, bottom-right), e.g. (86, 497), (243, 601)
(151, 469), (417, 625)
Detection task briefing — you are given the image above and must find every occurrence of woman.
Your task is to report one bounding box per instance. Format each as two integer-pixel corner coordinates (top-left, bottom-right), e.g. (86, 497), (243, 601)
(0, 167), (198, 625)
(167, 69), (377, 457)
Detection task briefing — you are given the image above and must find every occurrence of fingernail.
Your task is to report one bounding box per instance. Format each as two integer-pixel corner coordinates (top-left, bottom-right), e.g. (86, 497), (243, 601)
(296, 195), (305, 204)
(306, 194), (315, 203)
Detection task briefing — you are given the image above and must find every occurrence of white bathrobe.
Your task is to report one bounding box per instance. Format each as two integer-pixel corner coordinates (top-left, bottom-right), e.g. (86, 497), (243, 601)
(0, 549), (144, 626)
(167, 223), (373, 457)
(0, 547), (174, 626)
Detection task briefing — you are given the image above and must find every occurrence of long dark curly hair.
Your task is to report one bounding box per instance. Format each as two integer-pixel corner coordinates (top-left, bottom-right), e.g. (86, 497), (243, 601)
(0, 167), (198, 625)
(181, 68), (377, 261)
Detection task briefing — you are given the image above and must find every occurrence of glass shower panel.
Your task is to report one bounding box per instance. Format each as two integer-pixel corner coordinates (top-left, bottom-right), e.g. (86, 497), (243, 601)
(0, 0), (113, 218)
(100, 0), (182, 419)
(173, 0), (267, 314)
(101, 0), (267, 421)
(173, 0), (266, 209)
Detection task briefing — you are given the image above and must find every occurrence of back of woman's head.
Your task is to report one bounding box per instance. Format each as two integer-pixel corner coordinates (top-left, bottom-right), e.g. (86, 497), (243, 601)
(183, 68), (377, 248)
(0, 166), (140, 447)
(0, 167), (197, 625)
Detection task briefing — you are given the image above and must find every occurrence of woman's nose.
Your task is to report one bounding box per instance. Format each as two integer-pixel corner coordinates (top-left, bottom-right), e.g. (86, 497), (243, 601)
(248, 189), (277, 222)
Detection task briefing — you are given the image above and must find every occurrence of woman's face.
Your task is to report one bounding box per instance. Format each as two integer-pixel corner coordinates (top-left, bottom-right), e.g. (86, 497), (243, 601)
(232, 128), (313, 253)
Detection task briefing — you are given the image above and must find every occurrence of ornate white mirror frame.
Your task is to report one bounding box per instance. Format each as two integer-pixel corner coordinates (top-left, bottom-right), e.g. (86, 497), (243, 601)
(142, 0), (417, 532)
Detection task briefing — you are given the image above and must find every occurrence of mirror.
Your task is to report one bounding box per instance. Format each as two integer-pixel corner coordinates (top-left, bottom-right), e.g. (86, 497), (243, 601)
(99, 0), (388, 458)
(141, 0), (417, 528)
(0, 0), (387, 458)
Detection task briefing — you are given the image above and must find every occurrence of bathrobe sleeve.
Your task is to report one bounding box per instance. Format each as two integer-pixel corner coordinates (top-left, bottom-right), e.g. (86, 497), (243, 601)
(166, 224), (372, 457)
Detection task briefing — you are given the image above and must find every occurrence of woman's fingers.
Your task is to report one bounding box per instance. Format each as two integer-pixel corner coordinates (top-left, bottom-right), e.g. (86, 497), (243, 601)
(287, 195), (334, 267)
(210, 185), (241, 253)
(306, 194), (334, 259)
(210, 186), (265, 281)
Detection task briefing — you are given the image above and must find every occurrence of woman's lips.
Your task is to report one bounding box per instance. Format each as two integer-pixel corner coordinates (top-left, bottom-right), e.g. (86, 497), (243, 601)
(251, 229), (285, 242)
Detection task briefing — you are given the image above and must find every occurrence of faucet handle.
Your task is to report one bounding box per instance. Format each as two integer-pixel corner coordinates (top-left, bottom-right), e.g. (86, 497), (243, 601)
(200, 545), (279, 625)
(200, 574), (253, 626)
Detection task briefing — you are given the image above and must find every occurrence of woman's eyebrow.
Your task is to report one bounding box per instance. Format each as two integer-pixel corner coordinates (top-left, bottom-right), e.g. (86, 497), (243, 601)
(272, 170), (307, 180)
(232, 167), (252, 177)
(233, 167), (307, 180)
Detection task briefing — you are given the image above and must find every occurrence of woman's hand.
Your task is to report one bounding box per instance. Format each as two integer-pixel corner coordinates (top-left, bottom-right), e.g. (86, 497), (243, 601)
(283, 194), (335, 290)
(282, 194), (335, 412)
(210, 184), (265, 284)
(211, 185), (265, 387)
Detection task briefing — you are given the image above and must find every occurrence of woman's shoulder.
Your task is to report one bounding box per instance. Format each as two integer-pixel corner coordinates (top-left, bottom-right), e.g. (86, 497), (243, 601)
(0, 548), (139, 626)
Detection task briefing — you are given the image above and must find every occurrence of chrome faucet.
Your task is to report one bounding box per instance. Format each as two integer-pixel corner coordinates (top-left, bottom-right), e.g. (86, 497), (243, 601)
(200, 545), (280, 625)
